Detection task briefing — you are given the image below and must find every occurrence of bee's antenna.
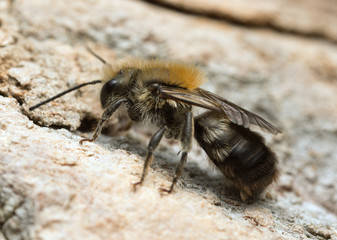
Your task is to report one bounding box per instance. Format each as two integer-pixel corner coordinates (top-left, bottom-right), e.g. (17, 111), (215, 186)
(86, 46), (107, 64)
(29, 80), (102, 111)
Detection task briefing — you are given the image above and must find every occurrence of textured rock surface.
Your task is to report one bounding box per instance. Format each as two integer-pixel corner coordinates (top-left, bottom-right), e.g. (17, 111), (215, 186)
(1, 0), (337, 239)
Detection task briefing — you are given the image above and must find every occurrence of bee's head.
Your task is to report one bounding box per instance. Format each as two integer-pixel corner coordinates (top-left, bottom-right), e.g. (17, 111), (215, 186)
(100, 67), (139, 108)
(100, 68), (124, 108)
(100, 79), (119, 108)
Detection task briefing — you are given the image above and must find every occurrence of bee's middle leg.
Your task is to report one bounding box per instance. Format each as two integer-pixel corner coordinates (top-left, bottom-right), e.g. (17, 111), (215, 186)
(133, 126), (167, 190)
(160, 111), (194, 194)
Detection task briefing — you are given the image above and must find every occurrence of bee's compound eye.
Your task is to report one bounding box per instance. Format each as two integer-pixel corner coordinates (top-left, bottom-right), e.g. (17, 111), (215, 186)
(100, 79), (119, 107)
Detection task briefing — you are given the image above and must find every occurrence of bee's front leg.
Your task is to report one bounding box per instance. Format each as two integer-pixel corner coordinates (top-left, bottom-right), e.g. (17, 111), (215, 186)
(160, 111), (194, 194)
(80, 98), (126, 144)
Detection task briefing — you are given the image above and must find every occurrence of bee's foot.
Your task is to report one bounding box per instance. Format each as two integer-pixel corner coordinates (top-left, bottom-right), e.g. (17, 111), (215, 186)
(132, 181), (143, 192)
(79, 138), (93, 145)
(159, 187), (173, 196)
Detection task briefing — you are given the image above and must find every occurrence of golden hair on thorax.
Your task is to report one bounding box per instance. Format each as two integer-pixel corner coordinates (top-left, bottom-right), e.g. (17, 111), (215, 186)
(102, 57), (206, 89)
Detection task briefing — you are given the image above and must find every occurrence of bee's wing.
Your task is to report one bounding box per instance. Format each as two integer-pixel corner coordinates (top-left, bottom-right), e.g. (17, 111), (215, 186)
(159, 86), (281, 135)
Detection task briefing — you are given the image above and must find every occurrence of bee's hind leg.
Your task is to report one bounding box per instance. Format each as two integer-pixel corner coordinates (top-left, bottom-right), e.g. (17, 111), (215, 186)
(160, 111), (194, 194)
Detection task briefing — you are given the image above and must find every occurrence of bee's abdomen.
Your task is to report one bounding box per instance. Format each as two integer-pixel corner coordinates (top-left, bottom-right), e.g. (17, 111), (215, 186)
(194, 111), (278, 198)
(224, 128), (278, 196)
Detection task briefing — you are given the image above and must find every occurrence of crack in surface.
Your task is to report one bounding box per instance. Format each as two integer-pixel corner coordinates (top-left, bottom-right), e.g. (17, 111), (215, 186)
(0, 182), (34, 240)
(1, 200), (25, 240)
(141, 0), (337, 45)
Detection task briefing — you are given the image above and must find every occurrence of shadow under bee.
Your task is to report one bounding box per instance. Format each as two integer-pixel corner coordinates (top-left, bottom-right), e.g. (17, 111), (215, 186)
(104, 129), (251, 204)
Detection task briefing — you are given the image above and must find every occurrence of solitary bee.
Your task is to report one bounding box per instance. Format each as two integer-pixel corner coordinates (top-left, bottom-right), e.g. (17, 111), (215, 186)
(29, 49), (281, 201)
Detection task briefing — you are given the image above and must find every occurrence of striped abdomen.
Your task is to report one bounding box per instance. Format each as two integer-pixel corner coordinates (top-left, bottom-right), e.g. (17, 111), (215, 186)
(194, 111), (278, 200)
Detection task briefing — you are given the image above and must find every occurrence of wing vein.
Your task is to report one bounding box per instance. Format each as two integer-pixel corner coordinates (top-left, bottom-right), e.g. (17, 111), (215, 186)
(157, 85), (281, 134)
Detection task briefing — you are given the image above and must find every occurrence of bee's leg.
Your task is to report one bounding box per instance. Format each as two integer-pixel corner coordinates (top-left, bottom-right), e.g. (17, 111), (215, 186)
(160, 111), (194, 194)
(80, 98), (127, 144)
(133, 126), (167, 190)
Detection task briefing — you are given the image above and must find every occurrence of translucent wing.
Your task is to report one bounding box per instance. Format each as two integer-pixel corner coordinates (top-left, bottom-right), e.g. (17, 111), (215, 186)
(158, 85), (281, 135)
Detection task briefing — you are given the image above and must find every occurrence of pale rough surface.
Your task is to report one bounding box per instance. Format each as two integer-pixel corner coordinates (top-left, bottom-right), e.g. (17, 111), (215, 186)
(1, 0), (337, 239)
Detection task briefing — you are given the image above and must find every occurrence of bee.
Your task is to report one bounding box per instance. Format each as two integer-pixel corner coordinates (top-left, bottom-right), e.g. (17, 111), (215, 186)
(29, 48), (281, 201)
